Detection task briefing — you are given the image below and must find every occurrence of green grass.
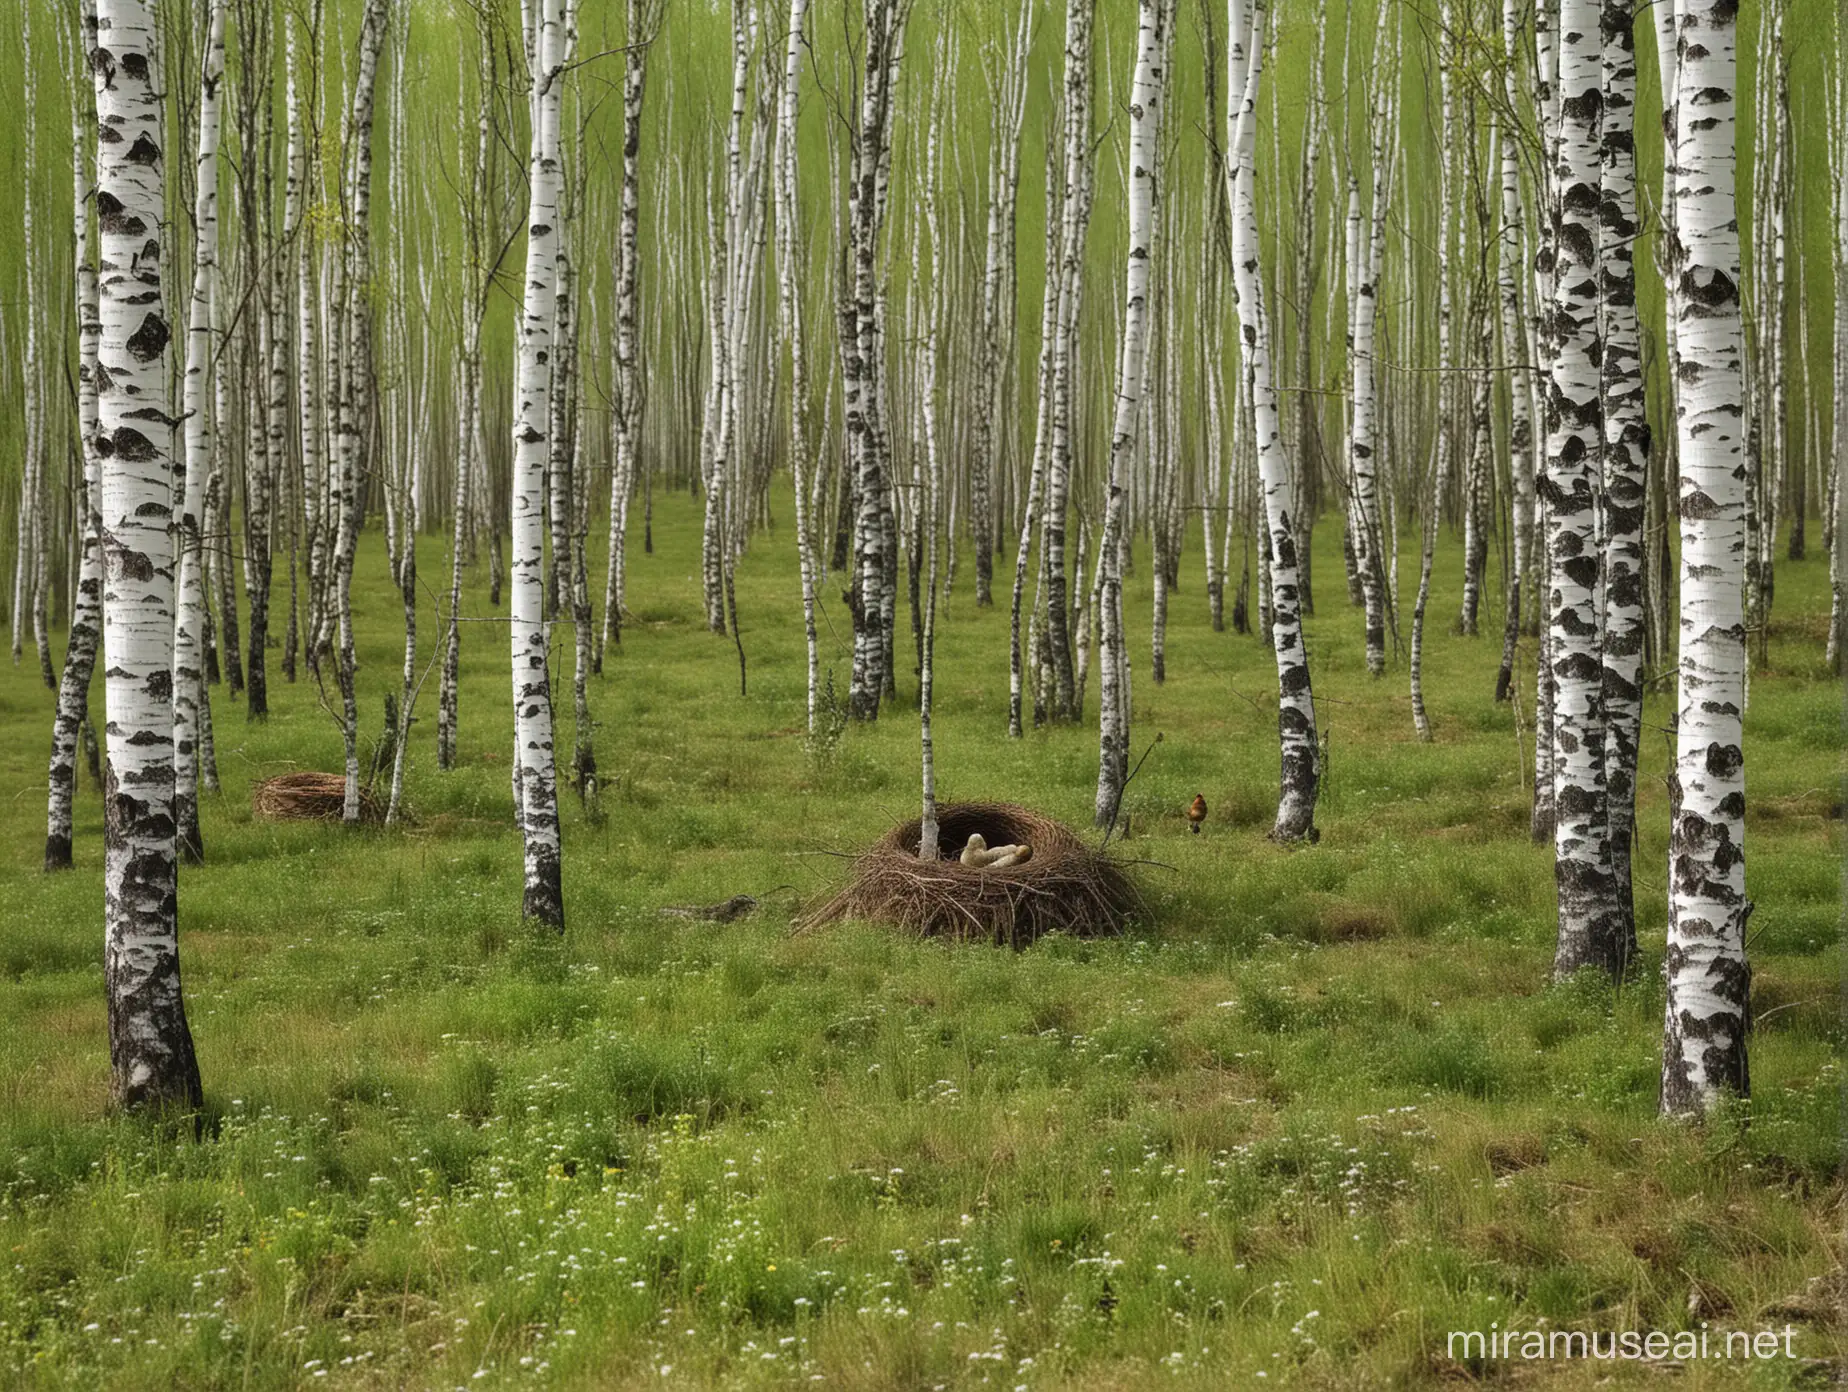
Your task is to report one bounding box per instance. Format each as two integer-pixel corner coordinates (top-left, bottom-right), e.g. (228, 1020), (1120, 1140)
(0, 490), (1840, 1390)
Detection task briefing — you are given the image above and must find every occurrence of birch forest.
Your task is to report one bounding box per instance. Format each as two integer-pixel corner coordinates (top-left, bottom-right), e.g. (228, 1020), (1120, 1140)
(0, 0), (1843, 1384)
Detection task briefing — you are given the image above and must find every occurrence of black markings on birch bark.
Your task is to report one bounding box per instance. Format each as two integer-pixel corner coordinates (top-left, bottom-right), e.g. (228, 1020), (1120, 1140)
(1544, 0), (1625, 982)
(1228, 0), (1319, 843)
(93, 0), (203, 1113)
(969, 12), (1032, 612)
(172, 0), (228, 866)
(1495, 0), (1537, 706)
(1093, 0), (1170, 830)
(602, 0), (662, 665)
(842, 0), (908, 721)
(1036, 0), (1096, 726)
(509, 0), (572, 929)
(1597, 0), (1646, 969)
(332, 0), (387, 826)
(47, 0), (105, 873)
(1661, 0), (1750, 1117)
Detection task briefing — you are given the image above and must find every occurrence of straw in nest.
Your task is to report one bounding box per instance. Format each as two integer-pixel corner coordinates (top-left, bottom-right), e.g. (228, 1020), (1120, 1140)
(251, 771), (382, 823)
(798, 801), (1139, 943)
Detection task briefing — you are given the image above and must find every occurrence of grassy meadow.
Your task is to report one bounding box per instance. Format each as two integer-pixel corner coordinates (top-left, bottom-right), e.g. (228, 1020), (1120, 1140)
(0, 492), (1841, 1389)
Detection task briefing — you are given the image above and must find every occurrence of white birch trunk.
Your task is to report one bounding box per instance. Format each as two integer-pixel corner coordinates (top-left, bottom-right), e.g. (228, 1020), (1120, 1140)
(510, 0), (571, 927)
(773, 0), (820, 733)
(333, 0), (388, 823)
(1094, 0), (1166, 830)
(1597, 0), (1646, 963)
(93, 0), (203, 1112)
(1039, 0), (1096, 724)
(1660, 0), (1750, 1116)
(1544, 0), (1624, 979)
(46, 0), (104, 873)
(172, 0), (228, 867)
(1229, 0), (1318, 841)
(1495, 0), (1536, 704)
(602, 0), (659, 660)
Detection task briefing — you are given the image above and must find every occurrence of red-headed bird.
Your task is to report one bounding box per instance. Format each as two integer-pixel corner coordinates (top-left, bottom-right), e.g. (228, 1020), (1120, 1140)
(1187, 794), (1208, 835)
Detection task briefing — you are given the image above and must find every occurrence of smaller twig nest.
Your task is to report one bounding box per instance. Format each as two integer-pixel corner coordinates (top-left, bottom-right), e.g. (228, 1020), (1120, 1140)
(799, 802), (1139, 943)
(252, 771), (381, 823)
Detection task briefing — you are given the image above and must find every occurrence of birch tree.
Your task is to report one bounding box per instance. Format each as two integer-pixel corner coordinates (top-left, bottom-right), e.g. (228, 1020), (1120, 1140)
(1345, 3), (1396, 679)
(1544, 0), (1625, 981)
(1597, 0), (1647, 957)
(843, 0), (906, 720)
(92, 0), (204, 1111)
(1038, 0), (1096, 722)
(601, 0), (662, 661)
(172, 0), (229, 865)
(1093, 0), (1168, 829)
(969, 9), (1032, 610)
(1493, 0), (1535, 703)
(46, 0), (104, 873)
(1660, 0), (1750, 1117)
(331, 0), (388, 823)
(1229, 0), (1318, 842)
(771, 0), (823, 732)
(509, 0), (573, 928)
(439, 2), (503, 771)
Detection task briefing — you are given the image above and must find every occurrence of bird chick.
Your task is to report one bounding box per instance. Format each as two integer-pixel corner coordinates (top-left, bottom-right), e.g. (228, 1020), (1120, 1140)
(959, 833), (990, 867)
(1187, 793), (1208, 835)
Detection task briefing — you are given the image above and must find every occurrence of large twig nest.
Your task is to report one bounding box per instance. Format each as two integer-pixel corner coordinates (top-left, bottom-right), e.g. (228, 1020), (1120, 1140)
(252, 771), (382, 823)
(799, 801), (1140, 943)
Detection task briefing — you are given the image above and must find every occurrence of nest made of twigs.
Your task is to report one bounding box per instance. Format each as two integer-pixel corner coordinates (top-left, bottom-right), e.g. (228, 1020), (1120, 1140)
(251, 771), (382, 823)
(798, 801), (1140, 944)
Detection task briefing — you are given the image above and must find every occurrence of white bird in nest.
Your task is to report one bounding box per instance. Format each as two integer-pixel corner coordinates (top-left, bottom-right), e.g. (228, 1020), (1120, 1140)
(959, 833), (1032, 870)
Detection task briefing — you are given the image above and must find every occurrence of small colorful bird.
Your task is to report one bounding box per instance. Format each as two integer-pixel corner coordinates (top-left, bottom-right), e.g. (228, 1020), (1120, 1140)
(1187, 794), (1208, 835)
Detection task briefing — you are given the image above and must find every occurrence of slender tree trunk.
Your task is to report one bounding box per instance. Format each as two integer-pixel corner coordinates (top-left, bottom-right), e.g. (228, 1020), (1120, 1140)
(1597, 0), (1647, 968)
(844, 0), (903, 720)
(46, 0), (105, 873)
(510, 0), (571, 928)
(1346, 6), (1396, 678)
(1660, 0), (1750, 1117)
(773, 0), (821, 732)
(1545, 0), (1624, 980)
(602, 0), (658, 661)
(1230, 0), (1318, 842)
(93, 0), (204, 1113)
(334, 0), (388, 823)
(969, 12), (1031, 611)
(1008, 142), (1062, 740)
(1039, 0), (1096, 723)
(1094, 0), (1167, 829)
(1495, 0), (1535, 703)
(172, 0), (229, 867)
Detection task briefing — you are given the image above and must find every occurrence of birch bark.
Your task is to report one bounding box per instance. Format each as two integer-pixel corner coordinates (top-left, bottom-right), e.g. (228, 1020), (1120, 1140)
(172, 0), (228, 866)
(1094, 0), (1167, 829)
(510, 0), (571, 927)
(1229, 0), (1319, 842)
(46, 0), (105, 873)
(1494, 0), (1535, 704)
(333, 0), (388, 823)
(601, 0), (660, 660)
(1597, 0), (1646, 964)
(1661, 0), (1750, 1115)
(1544, 0), (1625, 980)
(94, 0), (204, 1111)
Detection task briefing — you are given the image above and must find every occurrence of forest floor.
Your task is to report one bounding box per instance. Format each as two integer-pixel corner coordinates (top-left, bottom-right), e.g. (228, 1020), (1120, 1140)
(0, 491), (1841, 1390)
